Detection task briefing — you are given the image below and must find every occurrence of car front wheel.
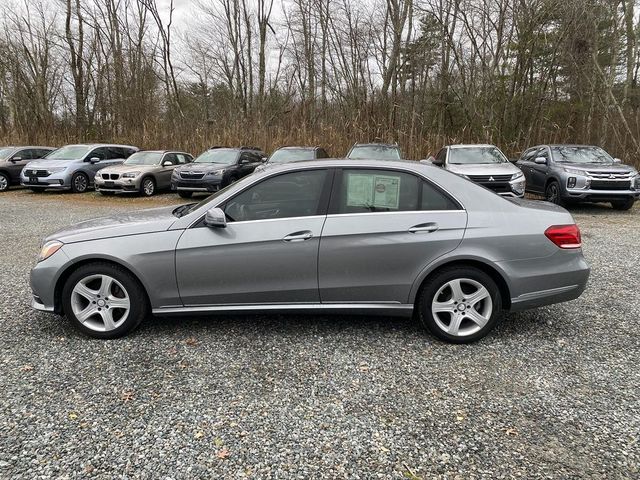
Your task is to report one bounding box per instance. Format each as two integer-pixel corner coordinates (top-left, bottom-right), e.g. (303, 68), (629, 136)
(418, 266), (502, 343)
(71, 172), (89, 193)
(545, 180), (565, 206)
(0, 172), (9, 191)
(140, 177), (156, 196)
(611, 198), (635, 211)
(61, 262), (148, 338)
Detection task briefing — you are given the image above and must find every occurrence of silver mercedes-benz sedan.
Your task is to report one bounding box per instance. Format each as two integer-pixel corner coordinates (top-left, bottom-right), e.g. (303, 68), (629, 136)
(29, 159), (589, 343)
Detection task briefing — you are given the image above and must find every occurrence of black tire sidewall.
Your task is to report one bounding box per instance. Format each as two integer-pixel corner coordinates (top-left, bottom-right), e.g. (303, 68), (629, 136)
(611, 199), (634, 210)
(0, 172), (9, 191)
(545, 181), (564, 206)
(178, 191), (192, 198)
(418, 267), (502, 344)
(61, 263), (148, 339)
(71, 172), (89, 193)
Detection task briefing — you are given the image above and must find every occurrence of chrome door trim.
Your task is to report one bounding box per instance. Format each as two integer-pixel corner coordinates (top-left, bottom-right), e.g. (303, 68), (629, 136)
(153, 303), (414, 315)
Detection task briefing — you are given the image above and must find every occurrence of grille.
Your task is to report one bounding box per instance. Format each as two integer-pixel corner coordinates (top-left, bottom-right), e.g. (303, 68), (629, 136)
(25, 169), (48, 177)
(590, 180), (631, 190)
(180, 172), (205, 180)
(468, 174), (512, 183)
(102, 173), (119, 180)
(586, 170), (634, 179)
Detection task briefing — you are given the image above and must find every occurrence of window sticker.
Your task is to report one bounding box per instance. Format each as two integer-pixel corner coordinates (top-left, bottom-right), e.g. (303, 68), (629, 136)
(346, 173), (401, 209)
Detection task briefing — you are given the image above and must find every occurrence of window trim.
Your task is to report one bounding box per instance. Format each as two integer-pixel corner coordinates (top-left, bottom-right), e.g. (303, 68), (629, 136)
(192, 167), (335, 228)
(327, 166), (463, 216)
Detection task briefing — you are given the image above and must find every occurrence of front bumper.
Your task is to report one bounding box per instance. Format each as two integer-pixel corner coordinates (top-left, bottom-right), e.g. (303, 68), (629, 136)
(21, 172), (70, 189)
(564, 187), (639, 202)
(29, 248), (71, 314)
(171, 175), (223, 192)
(95, 176), (141, 193)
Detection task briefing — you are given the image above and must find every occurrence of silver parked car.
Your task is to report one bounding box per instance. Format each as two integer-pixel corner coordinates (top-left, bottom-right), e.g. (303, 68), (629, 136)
(30, 159), (589, 343)
(431, 144), (525, 197)
(95, 150), (193, 196)
(21, 144), (138, 193)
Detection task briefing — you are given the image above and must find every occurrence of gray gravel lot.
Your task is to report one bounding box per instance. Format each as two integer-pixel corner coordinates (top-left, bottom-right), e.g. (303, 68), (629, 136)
(0, 189), (639, 479)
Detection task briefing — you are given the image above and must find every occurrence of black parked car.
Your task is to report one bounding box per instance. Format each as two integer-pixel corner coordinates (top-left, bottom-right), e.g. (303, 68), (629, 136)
(171, 146), (266, 198)
(255, 146), (330, 172)
(0, 146), (55, 192)
(517, 144), (639, 210)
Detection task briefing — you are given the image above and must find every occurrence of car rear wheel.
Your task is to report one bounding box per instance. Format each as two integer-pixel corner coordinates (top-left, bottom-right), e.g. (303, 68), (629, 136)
(62, 262), (148, 339)
(611, 198), (634, 211)
(71, 172), (89, 193)
(0, 172), (9, 191)
(545, 180), (565, 206)
(178, 191), (192, 198)
(140, 177), (156, 197)
(418, 266), (502, 343)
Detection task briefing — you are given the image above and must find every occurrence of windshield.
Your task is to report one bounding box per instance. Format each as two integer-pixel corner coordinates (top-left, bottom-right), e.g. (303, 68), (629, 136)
(269, 148), (315, 164)
(348, 145), (401, 160)
(194, 149), (238, 165)
(125, 151), (163, 166)
(172, 182), (237, 218)
(0, 147), (16, 159)
(46, 145), (91, 160)
(449, 147), (508, 164)
(551, 146), (614, 164)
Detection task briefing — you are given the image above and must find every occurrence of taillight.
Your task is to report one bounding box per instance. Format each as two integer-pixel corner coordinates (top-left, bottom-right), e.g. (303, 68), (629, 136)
(544, 224), (582, 249)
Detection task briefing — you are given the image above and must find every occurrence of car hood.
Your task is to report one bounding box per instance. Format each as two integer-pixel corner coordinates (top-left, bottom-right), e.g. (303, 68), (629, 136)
(175, 162), (229, 173)
(26, 159), (80, 169)
(556, 162), (637, 173)
(447, 162), (521, 176)
(100, 164), (160, 174)
(46, 206), (179, 244)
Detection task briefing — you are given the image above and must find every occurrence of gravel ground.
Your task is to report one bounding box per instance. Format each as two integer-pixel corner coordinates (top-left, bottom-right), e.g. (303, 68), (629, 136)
(0, 188), (638, 479)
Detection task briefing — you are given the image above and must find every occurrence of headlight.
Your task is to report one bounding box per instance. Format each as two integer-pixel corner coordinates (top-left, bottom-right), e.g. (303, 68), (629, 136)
(38, 240), (63, 262)
(510, 171), (524, 181)
(46, 167), (66, 174)
(207, 169), (225, 176)
(563, 167), (586, 176)
(122, 172), (140, 178)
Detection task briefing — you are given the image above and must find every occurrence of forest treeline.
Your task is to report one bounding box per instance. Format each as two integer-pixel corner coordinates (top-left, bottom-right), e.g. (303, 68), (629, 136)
(1, 0), (640, 165)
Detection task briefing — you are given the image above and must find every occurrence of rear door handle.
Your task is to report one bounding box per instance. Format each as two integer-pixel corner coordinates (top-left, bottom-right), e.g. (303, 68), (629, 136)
(408, 222), (439, 233)
(283, 230), (314, 242)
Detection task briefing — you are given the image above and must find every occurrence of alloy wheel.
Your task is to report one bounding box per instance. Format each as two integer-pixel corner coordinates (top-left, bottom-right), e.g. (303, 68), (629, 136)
(546, 183), (559, 204)
(70, 274), (131, 332)
(74, 174), (88, 192)
(142, 178), (155, 196)
(431, 278), (493, 337)
(0, 174), (8, 191)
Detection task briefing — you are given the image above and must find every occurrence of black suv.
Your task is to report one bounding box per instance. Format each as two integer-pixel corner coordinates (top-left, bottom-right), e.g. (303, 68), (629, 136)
(255, 146), (330, 172)
(0, 146), (55, 192)
(171, 146), (266, 198)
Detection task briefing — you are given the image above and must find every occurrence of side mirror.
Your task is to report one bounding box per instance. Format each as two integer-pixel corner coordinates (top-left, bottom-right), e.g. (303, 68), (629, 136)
(534, 157), (547, 165)
(204, 207), (227, 228)
(261, 156), (267, 162)
(11, 156), (22, 162)
(613, 158), (622, 164)
(239, 158), (249, 165)
(162, 160), (173, 166)
(88, 157), (101, 163)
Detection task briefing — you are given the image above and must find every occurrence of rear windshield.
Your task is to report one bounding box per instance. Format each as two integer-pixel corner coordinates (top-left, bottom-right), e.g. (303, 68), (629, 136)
(449, 147), (508, 164)
(269, 148), (316, 164)
(348, 145), (401, 160)
(551, 146), (613, 164)
(46, 145), (91, 160)
(125, 152), (163, 165)
(194, 149), (238, 164)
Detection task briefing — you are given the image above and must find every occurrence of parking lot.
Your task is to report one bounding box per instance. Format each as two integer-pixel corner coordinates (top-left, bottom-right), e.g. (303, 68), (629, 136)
(0, 189), (638, 479)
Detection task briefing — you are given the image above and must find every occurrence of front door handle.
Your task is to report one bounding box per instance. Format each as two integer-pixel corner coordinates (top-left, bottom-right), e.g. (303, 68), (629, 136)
(283, 230), (314, 242)
(408, 222), (439, 233)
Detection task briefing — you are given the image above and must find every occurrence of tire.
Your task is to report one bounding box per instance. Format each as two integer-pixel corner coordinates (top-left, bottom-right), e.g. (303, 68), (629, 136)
(71, 172), (89, 193)
(61, 262), (148, 339)
(30, 187), (45, 193)
(544, 180), (565, 207)
(140, 177), (156, 197)
(178, 191), (192, 199)
(417, 266), (502, 344)
(611, 198), (635, 211)
(227, 175), (238, 186)
(0, 172), (9, 192)
(99, 191), (115, 196)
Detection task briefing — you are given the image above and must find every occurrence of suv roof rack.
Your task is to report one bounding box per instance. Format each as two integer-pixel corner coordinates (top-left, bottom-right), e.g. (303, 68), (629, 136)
(240, 146), (262, 151)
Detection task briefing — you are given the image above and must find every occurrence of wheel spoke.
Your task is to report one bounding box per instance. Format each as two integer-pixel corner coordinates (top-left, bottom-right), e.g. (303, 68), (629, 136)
(448, 279), (464, 301)
(466, 286), (490, 307)
(465, 309), (489, 328)
(433, 300), (456, 313)
(75, 304), (97, 323)
(108, 296), (130, 309)
(74, 283), (97, 301)
(98, 275), (114, 297)
(448, 313), (464, 335)
(100, 309), (116, 331)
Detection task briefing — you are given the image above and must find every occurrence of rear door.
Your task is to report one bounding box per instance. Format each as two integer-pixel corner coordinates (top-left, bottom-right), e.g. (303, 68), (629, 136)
(175, 168), (332, 305)
(318, 167), (467, 304)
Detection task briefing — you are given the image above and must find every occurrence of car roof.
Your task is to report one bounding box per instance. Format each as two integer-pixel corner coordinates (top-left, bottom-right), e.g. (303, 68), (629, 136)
(135, 150), (191, 154)
(62, 143), (139, 149)
(258, 158), (430, 172)
(274, 146), (320, 150)
(448, 144), (498, 149)
(1, 146), (55, 149)
(351, 143), (399, 148)
(544, 144), (601, 148)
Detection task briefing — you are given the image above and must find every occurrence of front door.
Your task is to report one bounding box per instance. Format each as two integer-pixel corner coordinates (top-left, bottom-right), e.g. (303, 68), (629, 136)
(175, 168), (331, 305)
(318, 168), (467, 304)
